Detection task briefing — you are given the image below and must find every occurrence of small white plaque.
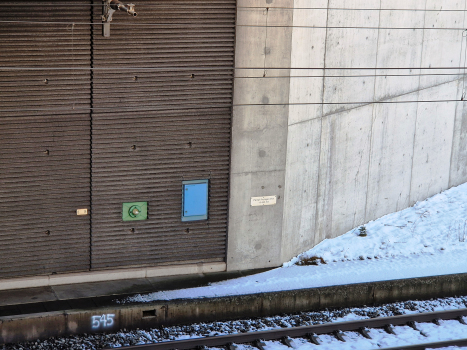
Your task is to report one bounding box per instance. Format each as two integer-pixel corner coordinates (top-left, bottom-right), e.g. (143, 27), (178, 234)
(251, 195), (277, 207)
(77, 209), (88, 216)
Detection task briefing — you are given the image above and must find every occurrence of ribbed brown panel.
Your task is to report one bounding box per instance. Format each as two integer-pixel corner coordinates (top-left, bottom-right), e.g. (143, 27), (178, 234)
(91, 0), (235, 269)
(0, 3), (91, 278)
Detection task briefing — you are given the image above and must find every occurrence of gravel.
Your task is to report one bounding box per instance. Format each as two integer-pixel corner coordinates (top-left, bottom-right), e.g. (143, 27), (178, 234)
(3, 296), (467, 350)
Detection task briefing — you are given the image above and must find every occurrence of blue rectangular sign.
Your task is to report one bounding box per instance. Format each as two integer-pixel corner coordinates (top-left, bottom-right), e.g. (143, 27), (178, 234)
(182, 179), (209, 221)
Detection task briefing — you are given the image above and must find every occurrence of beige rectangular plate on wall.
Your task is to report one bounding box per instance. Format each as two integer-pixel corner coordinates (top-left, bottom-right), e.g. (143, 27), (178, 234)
(250, 196), (277, 206)
(76, 209), (88, 215)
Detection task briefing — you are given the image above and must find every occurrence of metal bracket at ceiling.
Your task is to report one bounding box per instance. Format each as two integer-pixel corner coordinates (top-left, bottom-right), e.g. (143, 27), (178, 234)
(102, 0), (137, 37)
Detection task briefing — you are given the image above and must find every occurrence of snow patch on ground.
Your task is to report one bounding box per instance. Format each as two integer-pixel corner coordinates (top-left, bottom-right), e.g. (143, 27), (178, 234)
(126, 183), (467, 304)
(285, 183), (467, 266)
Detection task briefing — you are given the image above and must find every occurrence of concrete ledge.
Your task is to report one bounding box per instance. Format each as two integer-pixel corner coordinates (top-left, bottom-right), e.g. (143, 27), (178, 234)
(2, 273), (467, 344)
(0, 263), (226, 291)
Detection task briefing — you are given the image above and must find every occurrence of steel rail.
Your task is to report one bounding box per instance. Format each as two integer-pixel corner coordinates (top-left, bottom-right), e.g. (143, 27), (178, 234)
(380, 338), (467, 349)
(110, 308), (467, 350)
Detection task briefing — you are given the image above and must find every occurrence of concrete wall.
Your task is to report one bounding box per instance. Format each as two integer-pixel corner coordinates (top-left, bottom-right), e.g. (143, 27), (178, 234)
(228, 0), (467, 270)
(227, 0), (293, 270)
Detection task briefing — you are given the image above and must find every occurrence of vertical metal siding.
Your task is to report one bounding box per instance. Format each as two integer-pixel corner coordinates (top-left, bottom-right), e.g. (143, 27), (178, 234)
(0, 3), (92, 278)
(90, 0), (235, 269)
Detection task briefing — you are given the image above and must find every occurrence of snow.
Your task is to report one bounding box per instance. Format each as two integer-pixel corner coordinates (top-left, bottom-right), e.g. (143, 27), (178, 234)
(239, 319), (467, 350)
(126, 182), (467, 303)
(13, 183), (463, 349)
(93, 298), (467, 349)
(231, 319), (467, 350)
(7, 296), (467, 349)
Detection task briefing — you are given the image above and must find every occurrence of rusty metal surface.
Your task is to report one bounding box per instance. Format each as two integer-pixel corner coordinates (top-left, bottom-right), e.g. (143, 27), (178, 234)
(90, 0), (235, 270)
(0, 2), (92, 278)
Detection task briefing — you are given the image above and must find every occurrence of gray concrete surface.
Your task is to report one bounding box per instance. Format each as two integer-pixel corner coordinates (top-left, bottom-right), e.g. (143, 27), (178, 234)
(3, 272), (467, 344)
(0, 270), (272, 307)
(2, 0), (465, 293)
(0, 262), (227, 291)
(228, 0), (467, 270)
(228, 0), (293, 270)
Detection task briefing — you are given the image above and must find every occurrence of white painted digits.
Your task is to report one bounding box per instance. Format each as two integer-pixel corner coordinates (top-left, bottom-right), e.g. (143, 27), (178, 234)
(91, 314), (115, 329)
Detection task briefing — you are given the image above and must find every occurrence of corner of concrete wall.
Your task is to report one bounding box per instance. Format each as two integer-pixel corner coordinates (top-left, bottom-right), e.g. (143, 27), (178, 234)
(229, 0), (467, 269)
(227, 0), (294, 271)
(450, 79), (467, 188)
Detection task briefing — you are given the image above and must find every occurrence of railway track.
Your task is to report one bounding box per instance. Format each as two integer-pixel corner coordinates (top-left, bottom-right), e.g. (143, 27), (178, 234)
(112, 308), (467, 350)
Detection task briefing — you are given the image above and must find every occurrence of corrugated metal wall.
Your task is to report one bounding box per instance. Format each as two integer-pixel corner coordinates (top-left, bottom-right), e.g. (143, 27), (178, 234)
(0, 1), (234, 278)
(0, 2), (92, 278)
(91, 0), (235, 269)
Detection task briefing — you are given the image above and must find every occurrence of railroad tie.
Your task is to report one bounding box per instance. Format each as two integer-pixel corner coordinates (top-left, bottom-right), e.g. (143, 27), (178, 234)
(281, 336), (294, 348)
(333, 330), (346, 342)
(358, 327), (372, 339)
(254, 339), (267, 350)
(407, 321), (427, 337)
(306, 333), (320, 345)
(384, 324), (396, 335)
(226, 342), (239, 350)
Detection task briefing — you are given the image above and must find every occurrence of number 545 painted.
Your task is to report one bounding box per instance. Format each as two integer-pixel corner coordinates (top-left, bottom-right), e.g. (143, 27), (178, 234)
(91, 314), (115, 329)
